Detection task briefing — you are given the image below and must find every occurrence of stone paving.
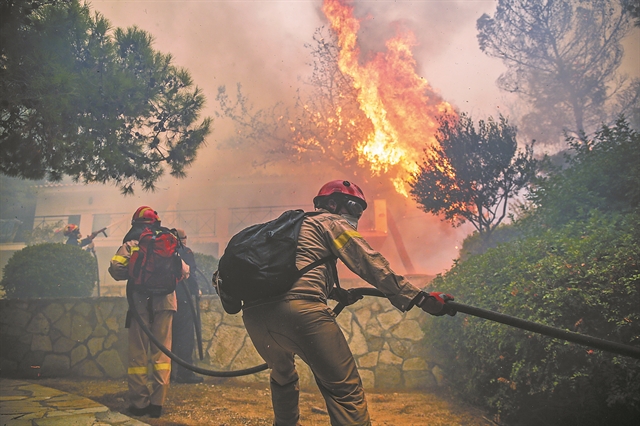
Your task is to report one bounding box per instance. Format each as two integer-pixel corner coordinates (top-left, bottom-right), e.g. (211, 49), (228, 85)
(0, 378), (148, 426)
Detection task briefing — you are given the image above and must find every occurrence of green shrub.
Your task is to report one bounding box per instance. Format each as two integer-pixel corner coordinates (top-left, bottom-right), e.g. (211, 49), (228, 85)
(193, 252), (219, 294)
(427, 212), (640, 425)
(1, 243), (96, 298)
(428, 119), (640, 424)
(526, 118), (639, 227)
(459, 222), (523, 261)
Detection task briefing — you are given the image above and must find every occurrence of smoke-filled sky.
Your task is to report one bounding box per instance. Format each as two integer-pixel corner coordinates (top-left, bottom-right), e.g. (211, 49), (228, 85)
(89, 0), (636, 167)
(85, 0), (638, 274)
(92, 0), (516, 134)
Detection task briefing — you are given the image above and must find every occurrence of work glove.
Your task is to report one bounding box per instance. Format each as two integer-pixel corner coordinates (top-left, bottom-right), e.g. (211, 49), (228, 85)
(329, 287), (364, 306)
(414, 291), (456, 316)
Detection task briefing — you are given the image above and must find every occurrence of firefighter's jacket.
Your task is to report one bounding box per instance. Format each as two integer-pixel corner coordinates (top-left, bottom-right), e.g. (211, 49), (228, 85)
(109, 239), (181, 311)
(281, 209), (421, 312)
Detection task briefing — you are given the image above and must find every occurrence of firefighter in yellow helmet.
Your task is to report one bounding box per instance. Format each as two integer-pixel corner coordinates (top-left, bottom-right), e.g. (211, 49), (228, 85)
(63, 224), (94, 249)
(241, 180), (455, 426)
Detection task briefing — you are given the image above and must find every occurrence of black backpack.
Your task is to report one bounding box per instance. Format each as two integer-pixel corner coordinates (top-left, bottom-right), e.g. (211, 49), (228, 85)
(217, 210), (334, 302)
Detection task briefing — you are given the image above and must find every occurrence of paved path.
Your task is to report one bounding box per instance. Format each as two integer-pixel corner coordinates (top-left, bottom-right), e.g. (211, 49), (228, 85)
(0, 378), (148, 426)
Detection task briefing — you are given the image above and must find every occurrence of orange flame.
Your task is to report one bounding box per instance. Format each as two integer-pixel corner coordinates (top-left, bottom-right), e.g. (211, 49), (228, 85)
(322, 0), (455, 196)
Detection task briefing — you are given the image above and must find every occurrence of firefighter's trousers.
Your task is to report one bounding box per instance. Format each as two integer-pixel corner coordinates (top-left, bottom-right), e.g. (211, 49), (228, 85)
(243, 299), (370, 426)
(128, 308), (174, 409)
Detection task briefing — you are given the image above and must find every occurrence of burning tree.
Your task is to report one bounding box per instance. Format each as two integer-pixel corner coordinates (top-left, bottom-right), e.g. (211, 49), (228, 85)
(215, 27), (370, 172)
(410, 113), (538, 240)
(477, 0), (639, 145)
(0, 1), (211, 194)
(216, 0), (455, 198)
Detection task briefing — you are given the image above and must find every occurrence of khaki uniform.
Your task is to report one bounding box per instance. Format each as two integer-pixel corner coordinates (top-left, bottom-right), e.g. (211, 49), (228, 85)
(127, 291), (176, 409)
(242, 210), (421, 426)
(109, 236), (179, 410)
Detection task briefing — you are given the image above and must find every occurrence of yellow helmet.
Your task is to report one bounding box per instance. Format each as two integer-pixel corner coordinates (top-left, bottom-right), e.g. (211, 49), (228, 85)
(63, 224), (79, 237)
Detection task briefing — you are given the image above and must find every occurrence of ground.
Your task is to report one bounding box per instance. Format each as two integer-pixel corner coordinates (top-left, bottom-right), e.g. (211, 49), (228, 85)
(33, 377), (494, 425)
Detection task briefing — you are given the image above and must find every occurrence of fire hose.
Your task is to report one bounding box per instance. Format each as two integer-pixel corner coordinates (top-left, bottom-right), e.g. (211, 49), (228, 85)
(127, 286), (640, 380)
(82, 228), (107, 296)
(126, 283), (268, 377)
(186, 265), (223, 360)
(336, 288), (640, 360)
(179, 280), (204, 361)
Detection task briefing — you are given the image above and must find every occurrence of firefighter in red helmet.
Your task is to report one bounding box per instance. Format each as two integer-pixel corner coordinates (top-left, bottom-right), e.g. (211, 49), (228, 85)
(109, 206), (181, 419)
(131, 206), (161, 225)
(242, 180), (455, 426)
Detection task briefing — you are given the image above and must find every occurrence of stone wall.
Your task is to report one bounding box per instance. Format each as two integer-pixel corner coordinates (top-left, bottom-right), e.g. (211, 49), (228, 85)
(0, 298), (129, 380)
(0, 293), (444, 390)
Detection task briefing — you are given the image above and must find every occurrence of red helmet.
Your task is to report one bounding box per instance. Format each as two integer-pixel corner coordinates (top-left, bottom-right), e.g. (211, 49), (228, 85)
(131, 206), (160, 224)
(63, 224), (79, 236)
(313, 180), (367, 210)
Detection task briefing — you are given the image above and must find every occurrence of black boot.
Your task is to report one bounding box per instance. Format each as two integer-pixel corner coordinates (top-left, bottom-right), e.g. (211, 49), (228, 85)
(175, 374), (204, 384)
(147, 404), (163, 418)
(127, 405), (149, 417)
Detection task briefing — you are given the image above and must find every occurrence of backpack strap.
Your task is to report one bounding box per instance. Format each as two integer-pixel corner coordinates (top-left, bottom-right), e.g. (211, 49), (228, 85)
(326, 260), (362, 307)
(327, 258), (342, 292)
(131, 245), (145, 283)
(296, 210), (336, 278)
(297, 254), (335, 276)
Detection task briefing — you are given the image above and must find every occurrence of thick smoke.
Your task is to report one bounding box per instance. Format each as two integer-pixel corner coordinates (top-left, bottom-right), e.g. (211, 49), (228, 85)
(83, 1), (511, 274)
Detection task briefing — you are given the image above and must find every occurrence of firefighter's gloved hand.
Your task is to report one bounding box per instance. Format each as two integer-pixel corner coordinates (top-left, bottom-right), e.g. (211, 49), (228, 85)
(414, 291), (456, 316)
(329, 287), (363, 306)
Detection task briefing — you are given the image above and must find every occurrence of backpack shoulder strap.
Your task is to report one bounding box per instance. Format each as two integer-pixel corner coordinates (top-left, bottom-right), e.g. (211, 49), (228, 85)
(298, 254), (335, 276)
(302, 210), (329, 219)
(296, 210), (337, 277)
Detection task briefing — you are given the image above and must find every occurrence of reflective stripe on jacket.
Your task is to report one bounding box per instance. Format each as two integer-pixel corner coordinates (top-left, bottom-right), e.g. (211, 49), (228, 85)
(108, 240), (138, 281)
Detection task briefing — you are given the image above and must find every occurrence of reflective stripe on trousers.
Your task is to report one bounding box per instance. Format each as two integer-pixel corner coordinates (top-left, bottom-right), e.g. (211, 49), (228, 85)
(128, 309), (174, 409)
